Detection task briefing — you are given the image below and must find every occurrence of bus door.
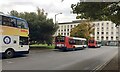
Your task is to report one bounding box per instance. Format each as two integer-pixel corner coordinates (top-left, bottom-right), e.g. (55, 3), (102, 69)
(19, 36), (29, 51)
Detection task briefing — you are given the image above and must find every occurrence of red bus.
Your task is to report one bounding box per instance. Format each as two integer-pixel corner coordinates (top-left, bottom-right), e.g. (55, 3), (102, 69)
(88, 39), (101, 48)
(55, 36), (87, 51)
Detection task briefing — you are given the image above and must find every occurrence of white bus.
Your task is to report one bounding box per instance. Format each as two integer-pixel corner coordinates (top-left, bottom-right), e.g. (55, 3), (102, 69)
(0, 14), (29, 58)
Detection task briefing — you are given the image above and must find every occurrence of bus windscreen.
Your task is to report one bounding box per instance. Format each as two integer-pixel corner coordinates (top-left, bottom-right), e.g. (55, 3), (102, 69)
(55, 36), (65, 42)
(89, 40), (94, 43)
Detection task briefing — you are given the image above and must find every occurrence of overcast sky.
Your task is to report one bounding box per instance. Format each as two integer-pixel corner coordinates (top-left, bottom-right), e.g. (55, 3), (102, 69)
(0, 0), (80, 23)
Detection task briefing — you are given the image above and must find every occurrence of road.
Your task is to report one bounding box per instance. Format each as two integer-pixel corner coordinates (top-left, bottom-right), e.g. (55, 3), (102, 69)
(2, 46), (118, 70)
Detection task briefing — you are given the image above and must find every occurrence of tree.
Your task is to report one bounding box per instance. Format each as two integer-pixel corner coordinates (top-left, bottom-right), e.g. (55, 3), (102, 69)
(9, 8), (58, 45)
(71, 2), (120, 26)
(9, 10), (19, 16)
(70, 20), (94, 40)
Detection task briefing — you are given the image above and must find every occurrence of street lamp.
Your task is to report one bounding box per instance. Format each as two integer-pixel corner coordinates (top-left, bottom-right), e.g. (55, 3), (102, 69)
(54, 13), (62, 36)
(55, 12), (62, 24)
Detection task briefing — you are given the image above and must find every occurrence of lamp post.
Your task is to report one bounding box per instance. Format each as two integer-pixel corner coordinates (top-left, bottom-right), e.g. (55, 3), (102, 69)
(55, 12), (62, 24)
(54, 13), (62, 36)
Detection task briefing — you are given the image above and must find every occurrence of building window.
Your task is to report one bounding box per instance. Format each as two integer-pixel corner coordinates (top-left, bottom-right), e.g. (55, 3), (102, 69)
(93, 23), (95, 26)
(61, 33), (63, 35)
(102, 23), (104, 26)
(67, 29), (69, 31)
(67, 25), (69, 28)
(101, 36), (104, 40)
(111, 37), (113, 40)
(116, 32), (118, 34)
(101, 32), (104, 34)
(97, 32), (99, 34)
(116, 37), (118, 40)
(58, 30), (60, 32)
(106, 32), (108, 35)
(67, 33), (69, 36)
(111, 32), (113, 34)
(102, 27), (104, 30)
(71, 25), (72, 28)
(97, 23), (99, 26)
(64, 25), (66, 29)
(107, 22), (109, 25)
(111, 27), (113, 29)
(97, 36), (99, 40)
(97, 28), (99, 31)
(64, 29), (66, 31)
(58, 33), (60, 35)
(64, 33), (66, 36)
(106, 37), (108, 40)
(61, 26), (63, 28)
(74, 25), (76, 27)
(107, 27), (109, 30)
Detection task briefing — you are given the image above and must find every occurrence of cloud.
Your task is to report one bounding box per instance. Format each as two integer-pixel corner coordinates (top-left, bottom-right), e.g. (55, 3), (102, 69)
(0, 0), (79, 22)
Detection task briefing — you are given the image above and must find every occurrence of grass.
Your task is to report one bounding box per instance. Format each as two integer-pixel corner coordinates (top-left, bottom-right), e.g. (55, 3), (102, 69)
(30, 44), (55, 49)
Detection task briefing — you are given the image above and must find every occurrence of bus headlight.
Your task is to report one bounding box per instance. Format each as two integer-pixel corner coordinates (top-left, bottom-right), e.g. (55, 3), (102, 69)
(61, 44), (66, 47)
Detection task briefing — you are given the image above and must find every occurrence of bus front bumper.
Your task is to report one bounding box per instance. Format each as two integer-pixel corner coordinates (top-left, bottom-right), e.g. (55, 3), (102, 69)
(55, 46), (67, 50)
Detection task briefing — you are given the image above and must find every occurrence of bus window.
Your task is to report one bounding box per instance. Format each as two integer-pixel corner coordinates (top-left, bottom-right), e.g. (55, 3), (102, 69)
(76, 40), (80, 45)
(17, 20), (28, 29)
(2, 16), (12, 26)
(97, 41), (101, 44)
(82, 40), (85, 45)
(19, 37), (28, 45)
(10, 18), (17, 27)
(69, 39), (76, 44)
(0, 15), (2, 25)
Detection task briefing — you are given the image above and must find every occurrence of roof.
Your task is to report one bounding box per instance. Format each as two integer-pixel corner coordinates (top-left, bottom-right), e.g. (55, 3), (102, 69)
(0, 14), (26, 21)
(72, 37), (86, 40)
(58, 20), (87, 25)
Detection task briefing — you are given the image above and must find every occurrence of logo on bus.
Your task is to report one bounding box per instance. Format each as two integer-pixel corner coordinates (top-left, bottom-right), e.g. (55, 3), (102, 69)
(3, 36), (11, 44)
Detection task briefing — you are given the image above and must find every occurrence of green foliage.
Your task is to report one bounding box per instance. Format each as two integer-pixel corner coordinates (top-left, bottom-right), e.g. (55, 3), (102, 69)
(70, 20), (94, 40)
(71, 2), (120, 26)
(9, 8), (58, 44)
(30, 44), (55, 49)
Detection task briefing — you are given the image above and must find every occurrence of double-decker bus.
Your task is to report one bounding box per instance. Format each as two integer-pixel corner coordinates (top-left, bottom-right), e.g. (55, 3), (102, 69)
(0, 14), (29, 58)
(88, 39), (101, 48)
(55, 36), (87, 51)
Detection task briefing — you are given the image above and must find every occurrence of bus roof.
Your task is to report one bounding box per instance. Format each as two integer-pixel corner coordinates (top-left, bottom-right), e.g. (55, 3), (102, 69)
(72, 37), (86, 40)
(56, 36), (86, 40)
(0, 14), (26, 21)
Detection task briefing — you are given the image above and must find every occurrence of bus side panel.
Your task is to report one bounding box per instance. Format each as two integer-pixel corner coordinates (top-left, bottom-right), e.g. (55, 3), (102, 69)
(2, 26), (19, 36)
(2, 35), (29, 54)
(65, 37), (73, 49)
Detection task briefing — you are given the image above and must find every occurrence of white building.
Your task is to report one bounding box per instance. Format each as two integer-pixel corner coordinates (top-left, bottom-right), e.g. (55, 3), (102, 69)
(55, 20), (119, 46)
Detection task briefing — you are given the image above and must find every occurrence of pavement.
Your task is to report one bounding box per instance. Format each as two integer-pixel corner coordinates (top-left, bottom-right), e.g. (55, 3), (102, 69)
(101, 55), (118, 70)
(100, 46), (119, 72)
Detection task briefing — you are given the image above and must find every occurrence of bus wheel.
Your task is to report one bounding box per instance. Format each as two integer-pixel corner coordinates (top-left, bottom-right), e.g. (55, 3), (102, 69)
(5, 49), (14, 58)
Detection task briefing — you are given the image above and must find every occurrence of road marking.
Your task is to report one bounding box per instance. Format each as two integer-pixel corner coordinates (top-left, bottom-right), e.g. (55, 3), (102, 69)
(91, 52), (118, 72)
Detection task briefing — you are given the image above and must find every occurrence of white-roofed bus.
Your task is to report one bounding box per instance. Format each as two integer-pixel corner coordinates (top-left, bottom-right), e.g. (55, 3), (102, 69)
(0, 14), (29, 58)
(55, 36), (87, 51)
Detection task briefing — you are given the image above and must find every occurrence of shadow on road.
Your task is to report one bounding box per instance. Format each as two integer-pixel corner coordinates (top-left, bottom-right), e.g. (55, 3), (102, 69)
(2, 54), (28, 60)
